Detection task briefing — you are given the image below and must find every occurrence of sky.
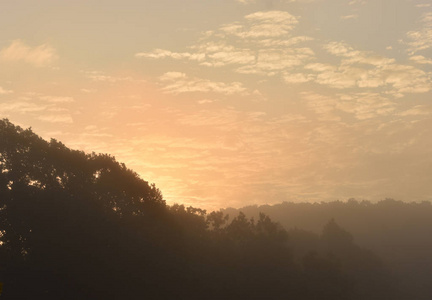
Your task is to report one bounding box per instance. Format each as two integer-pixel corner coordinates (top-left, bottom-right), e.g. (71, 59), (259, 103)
(1, 0), (432, 210)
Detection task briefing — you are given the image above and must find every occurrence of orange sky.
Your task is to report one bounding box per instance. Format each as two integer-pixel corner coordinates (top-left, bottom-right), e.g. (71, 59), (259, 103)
(1, 0), (432, 210)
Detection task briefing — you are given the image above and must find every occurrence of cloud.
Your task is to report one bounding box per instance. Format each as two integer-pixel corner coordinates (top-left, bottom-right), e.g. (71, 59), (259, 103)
(283, 72), (313, 83)
(221, 11), (299, 39)
(301, 41), (432, 94)
(254, 35), (313, 47)
(0, 39), (57, 67)
(0, 86), (13, 94)
(192, 38), (314, 71)
(301, 91), (397, 120)
(83, 70), (142, 83)
(311, 65), (358, 89)
(135, 49), (205, 62)
(336, 93), (396, 120)
(39, 96), (75, 103)
(381, 64), (431, 94)
(136, 10), (303, 69)
(341, 14), (358, 20)
(136, 10), (313, 78)
(201, 47), (256, 67)
(236, 47), (315, 75)
(323, 42), (395, 67)
(301, 92), (341, 121)
(159, 71), (187, 81)
(37, 114), (73, 124)
(80, 88), (97, 93)
(348, 0), (366, 5)
(404, 12), (432, 54)
(0, 101), (47, 114)
(202, 15), (314, 75)
(136, 9), (430, 100)
(409, 55), (432, 64)
(197, 99), (215, 104)
(236, 0), (317, 4)
(397, 105), (430, 117)
(159, 72), (248, 95)
(0, 92), (76, 128)
(416, 4), (431, 8)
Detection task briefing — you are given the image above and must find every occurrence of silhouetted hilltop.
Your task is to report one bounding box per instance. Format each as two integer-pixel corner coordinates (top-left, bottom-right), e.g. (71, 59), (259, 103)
(0, 119), (417, 299)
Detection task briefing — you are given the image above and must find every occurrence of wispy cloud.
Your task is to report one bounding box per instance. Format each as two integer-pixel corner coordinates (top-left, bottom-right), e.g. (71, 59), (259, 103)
(0, 101), (47, 114)
(348, 0), (367, 5)
(135, 49), (205, 62)
(136, 11), (429, 97)
(404, 12), (432, 54)
(136, 10), (314, 79)
(397, 105), (430, 117)
(0, 86), (13, 94)
(336, 93), (396, 120)
(341, 14), (358, 20)
(201, 46), (256, 67)
(409, 55), (432, 64)
(301, 41), (432, 94)
(416, 4), (431, 8)
(159, 72), (247, 95)
(221, 11), (299, 39)
(39, 96), (75, 103)
(37, 114), (74, 124)
(283, 72), (313, 83)
(0, 92), (75, 127)
(302, 91), (397, 121)
(236, 0), (318, 4)
(0, 39), (57, 67)
(83, 71), (140, 83)
(236, 47), (314, 76)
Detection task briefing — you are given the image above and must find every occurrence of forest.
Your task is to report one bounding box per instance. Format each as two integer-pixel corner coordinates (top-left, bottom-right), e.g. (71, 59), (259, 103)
(0, 118), (430, 299)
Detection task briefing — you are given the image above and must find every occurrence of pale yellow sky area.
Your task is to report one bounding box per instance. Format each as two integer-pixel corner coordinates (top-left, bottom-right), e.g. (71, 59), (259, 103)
(1, 0), (432, 210)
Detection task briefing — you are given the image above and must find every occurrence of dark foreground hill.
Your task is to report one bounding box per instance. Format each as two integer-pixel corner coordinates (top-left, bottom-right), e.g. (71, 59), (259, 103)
(0, 119), (414, 299)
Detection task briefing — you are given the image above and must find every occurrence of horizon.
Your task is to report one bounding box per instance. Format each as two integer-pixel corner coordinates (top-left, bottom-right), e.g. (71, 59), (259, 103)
(1, 0), (432, 211)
